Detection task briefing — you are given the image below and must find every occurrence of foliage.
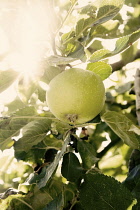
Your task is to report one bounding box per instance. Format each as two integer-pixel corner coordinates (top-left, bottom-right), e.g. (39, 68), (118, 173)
(0, 0), (140, 209)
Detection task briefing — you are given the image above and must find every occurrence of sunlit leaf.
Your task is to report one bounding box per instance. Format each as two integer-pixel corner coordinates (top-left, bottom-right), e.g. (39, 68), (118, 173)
(89, 29), (140, 62)
(18, 77), (37, 103)
(80, 172), (134, 210)
(129, 125), (140, 135)
(80, 4), (97, 16)
(76, 18), (85, 36)
(37, 85), (46, 102)
(102, 111), (140, 149)
(0, 69), (19, 93)
(41, 66), (63, 84)
(113, 35), (129, 54)
(89, 49), (111, 62)
(115, 82), (132, 94)
(68, 45), (86, 61)
(14, 106), (37, 116)
(95, 0), (124, 25)
(47, 55), (77, 65)
(87, 61), (112, 80)
(4, 97), (25, 115)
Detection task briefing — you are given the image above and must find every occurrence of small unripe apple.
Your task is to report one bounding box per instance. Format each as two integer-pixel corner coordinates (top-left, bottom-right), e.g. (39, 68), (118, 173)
(46, 68), (105, 124)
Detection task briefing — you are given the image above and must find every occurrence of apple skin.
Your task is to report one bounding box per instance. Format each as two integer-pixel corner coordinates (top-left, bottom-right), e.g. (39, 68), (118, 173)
(46, 68), (105, 125)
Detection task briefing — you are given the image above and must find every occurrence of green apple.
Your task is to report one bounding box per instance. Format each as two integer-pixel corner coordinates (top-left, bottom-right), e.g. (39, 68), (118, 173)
(46, 68), (105, 125)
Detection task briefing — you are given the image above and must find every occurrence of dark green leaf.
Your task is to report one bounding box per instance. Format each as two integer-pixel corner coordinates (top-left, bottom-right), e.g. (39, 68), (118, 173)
(102, 111), (140, 149)
(133, 202), (140, 210)
(61, 152), (83, 182)
(123, 164), (140, 200)
(80, 173), (134, 210)
(78, 140), (98, 169)
(14, 119), (52, 153)
(0, 69), (19, 93)
(43, 193), (64, 210)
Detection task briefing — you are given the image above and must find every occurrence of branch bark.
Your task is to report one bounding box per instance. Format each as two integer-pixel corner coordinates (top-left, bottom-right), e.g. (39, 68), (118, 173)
(111, 50), (140, 72)
(134, 68), (140, 125)
(128, 68), (140, 172)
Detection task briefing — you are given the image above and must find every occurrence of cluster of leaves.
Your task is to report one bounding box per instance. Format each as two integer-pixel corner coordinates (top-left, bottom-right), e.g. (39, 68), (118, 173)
(0, 0), (140, 209)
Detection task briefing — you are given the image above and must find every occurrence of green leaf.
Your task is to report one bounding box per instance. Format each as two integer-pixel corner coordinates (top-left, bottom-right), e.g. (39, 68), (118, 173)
(43, 135), (63, 149)
(0, 69), (19, 93)
(0, 188), (53, 210)
(37, 133), (71, 189)
(129, 125), (140, 136)
(95, 0), (124, 25)
(37, 85), (46, 102)
(41, 66), (63, 84)
(102, 111), (140, 149)
(129, 29), (140, 44)
(77, 140), (98, 169)
(86, 62), (112, 80)
(14, 106), (37, 116)
(14, 119), (52, 153)
(0, 117), (32, 151)
(18, 78), (37, 103)
(89, 29), (140, 62)
(133, 202), (140, 210)
(80, 173), (134, 210)
(89, 49), (111, 62)
(123, 164), (140, 193)
(4, 97), (25, 115)
(61, 152), (83, 182)
(75, 18), (85, 36)
(47, 55), (77, 66)
(43, 193), (64, 210)
(113, 35), (129, 54)
(68, 45), (86, 62)
(115, 82), (132, 94)
(80, 4), (97, 16)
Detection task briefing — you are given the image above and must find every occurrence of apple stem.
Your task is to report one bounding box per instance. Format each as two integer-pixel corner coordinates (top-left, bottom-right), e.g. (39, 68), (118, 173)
(66, 114), (78, 123)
